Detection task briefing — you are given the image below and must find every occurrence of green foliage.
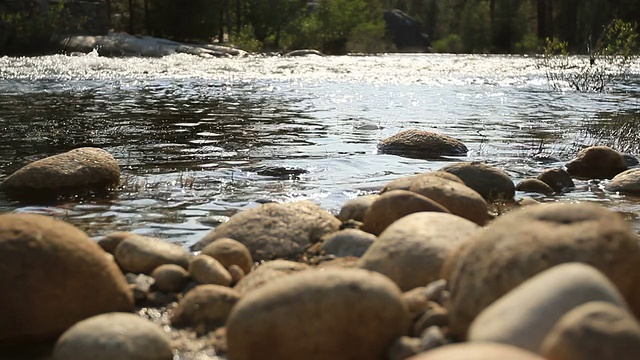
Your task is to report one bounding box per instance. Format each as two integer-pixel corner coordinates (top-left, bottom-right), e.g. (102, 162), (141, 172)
(514, 34), (541, 54)
(346, 21), (393, 54)
(460, 1), (491, 53)
(229, 25), (262, 53)
(431, 34), (463, 53)
(538, 19), (639, 92)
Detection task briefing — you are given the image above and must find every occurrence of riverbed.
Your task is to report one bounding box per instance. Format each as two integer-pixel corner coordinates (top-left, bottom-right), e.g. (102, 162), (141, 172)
(1, 52), (640, 245)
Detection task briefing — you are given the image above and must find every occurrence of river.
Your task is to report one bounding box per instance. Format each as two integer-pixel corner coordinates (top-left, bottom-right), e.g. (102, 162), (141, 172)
(1, 52), (640, 246)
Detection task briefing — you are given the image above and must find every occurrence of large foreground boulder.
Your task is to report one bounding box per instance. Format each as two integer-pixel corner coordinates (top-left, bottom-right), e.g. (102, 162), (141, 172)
(445, 202), (640, 339)
(358, 212), (479, 291)
(406, 343), (545, 360)
(193, 201), (341, 261)
(440, 161), (515, 201)
(0, 147), (120, 201)
(0, 214), (134, 345)
(53, 312), (172, 360)
(378, 129), (467, 159)
(226, 268), (409, 360)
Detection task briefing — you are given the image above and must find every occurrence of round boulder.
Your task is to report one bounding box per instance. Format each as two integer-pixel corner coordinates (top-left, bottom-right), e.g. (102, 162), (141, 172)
(445, 202), (640, 339)
(171, 285), (241, 328)
(151, 264), (190, 293)
(226, 268), (409, 360)
(188, 254), (232, 286)
(516, 178), (554, 195)
(378, 129), (468, 159)
(541, 301), (640, 360)
(358, 212), (480, 291)
(361, 190), (449, 236)
(468, 263), (629, 352)
(321, 228), (376, 257)
(338, 194), (380, 222)
(233, 260), (310, 295)
(537, 168), (574, 192)
(114, 233), (191, 274)
(0, 147), (120, 201)
(193, 201), (341, 261)
(0, 214), (134, 345)
(440, 161), (515, 201)
(406, 343), (545, 360)
(566, 146), (627, 179)
(605, 168), (640, 195)
(201, 237), (253, 274)
(53, 312), (172, 360)
(408, 176), (489, 225)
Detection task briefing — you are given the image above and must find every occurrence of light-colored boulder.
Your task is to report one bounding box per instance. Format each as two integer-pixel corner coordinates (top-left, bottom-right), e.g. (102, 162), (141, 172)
(0, 214), (133, 345)
(201, 238), (253, 274)
(226, 268), (409, 360)
(445, 202), (640, 339)
(566, 145), (627, 179)
(359, 212), (479, 291)
(114, 233), (190, 274)
(53, 312), (172, 360)
(193, 201), (341, 261)
(188, 254), (232, 286)
(338, 194), (380, 222)
(151, 264), (190, 293)
(171, 285), (240, 328)
(406, 343), (545, 360)
(541, 301), (640, 360)
(408, 176), (489, 225)
(321, 228), (376, 257)
(537, 168), (574, 192)
(361, 190), (449, 236)
(378, 129), (468, 158)
(380, 172), (464, 194)
(468, 263), (629, 352)
(0, 147), (120, 200)
(440, 161), (515, 200)
(233, 260), (310, 295)
(606, 168), (640, 195)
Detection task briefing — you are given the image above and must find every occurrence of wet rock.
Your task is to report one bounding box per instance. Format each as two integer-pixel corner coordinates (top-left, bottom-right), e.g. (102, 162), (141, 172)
(405, 343), (545, 360)
(378, 129), (468, 159)
(151, 264), (190, 293)
(468, 263), (629, 353)
(445, 202), (640, 340)
(516, 178), (554, 195)
(361, 190), (449, 236)
(566, 146), (627, 179)
(233, 260), (309, 295)
(337, 194), (379, 222)
(0, 213), (133, 345)
(188, 254), (233, 286)
(193, 201), (341, 261)
(623, 154), (639, 167)
(381, 172), (465, 194)
(255, 166), (308, 179)
(605, 168), (640, 195)
(0, 147), (120, 201)
(226, 268), (409, 360)
(284, 49), (324, 56)
(201, 237), (253, 274)
(53, 312), (172, 360)
(440, 161), (515, 201)
(114, 233), (191, 274)
(408, 176), (489, 225)
(321, 228), (376, 257)
(537, 168), (574, 192)
(541, 301), (640, 360)
(171, 285), (241, 329)
(359, 212), (479, 291)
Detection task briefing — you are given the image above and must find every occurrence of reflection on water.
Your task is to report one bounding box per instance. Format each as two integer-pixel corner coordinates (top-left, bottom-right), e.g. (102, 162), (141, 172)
(1, 53), (640, 245)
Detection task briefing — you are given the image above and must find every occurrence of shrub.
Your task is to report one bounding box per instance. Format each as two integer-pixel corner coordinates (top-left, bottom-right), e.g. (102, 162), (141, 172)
(432, 34), (464, 53)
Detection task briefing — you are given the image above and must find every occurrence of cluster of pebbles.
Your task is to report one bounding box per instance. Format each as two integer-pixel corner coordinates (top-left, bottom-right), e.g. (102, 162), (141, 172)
(2, 130), (640, 360)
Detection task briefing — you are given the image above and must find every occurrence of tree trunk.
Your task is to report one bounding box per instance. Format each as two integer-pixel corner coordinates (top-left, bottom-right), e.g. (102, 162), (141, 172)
(537, 0), (546, 40)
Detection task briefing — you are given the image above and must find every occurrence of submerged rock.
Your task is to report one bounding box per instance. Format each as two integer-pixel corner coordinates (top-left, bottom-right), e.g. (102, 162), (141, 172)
(378, 129), (468, 159)
(0, 147), (120, 202)
(0, 214), (133, 345)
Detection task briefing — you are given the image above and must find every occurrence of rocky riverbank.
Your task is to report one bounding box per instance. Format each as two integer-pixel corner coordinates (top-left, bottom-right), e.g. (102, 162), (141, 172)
(2, 130), (640, 359)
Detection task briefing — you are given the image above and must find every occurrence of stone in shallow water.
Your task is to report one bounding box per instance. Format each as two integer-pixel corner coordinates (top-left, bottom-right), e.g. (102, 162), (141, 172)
(516, 178), (554, 195)
(605, 168), (640, 195)
(566, 145), (627, 179)
(536, 168), (574, 193)
(377, 129), (468, 159)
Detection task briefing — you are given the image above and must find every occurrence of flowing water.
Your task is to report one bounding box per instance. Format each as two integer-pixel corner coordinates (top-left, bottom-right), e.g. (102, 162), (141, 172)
(1, 52), (640, 246)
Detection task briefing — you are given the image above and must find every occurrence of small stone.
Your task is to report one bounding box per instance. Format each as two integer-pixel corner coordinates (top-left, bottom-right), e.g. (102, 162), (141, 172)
(188, 254), (232, 286)
(171, 284), (241, 329)
(201, 237), (253, 274)
(151, 264), (190, 293)
(516, 178), (554, 195)
(228, 264), (245, 285)
(338, 194), (380, 222)
(414, 303), (449, 336)
(419, 326), (447, 352)
(321, 228), (376, 257)
(537, 168), (574, 192)
(114, 233), (190, 274)
(53, 313), (172, 360)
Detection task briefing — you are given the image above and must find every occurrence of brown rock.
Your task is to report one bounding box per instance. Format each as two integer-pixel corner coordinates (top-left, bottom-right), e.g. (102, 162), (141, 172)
(233, 260), (309, 295)
(0, 147), (120, 201)
(406, 343), (545, 360)
(114, 233), (191, 274)
(151, 264), (190, 293)
(188, 254), (232, 286)
(516, 178), (554, 195)
(193, 201), (341, 261)
(361, 190), (449, 236)
(338, 194), (379, 222)
(378, 129), (468, 159)
(380, 172), (464, 194)
(566, 146), (627, 179)
(201, 237), (253, 274)
(0, 214), (133, 345)
(606, 168), (640, 195)
(321, 228), (376, 257)
(537, 168), (574, 192)
(171, 284), (241, 328)
(440, 161), (515, 200)
(226, 268), (409, 360)
(445, 202), (640, 339)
